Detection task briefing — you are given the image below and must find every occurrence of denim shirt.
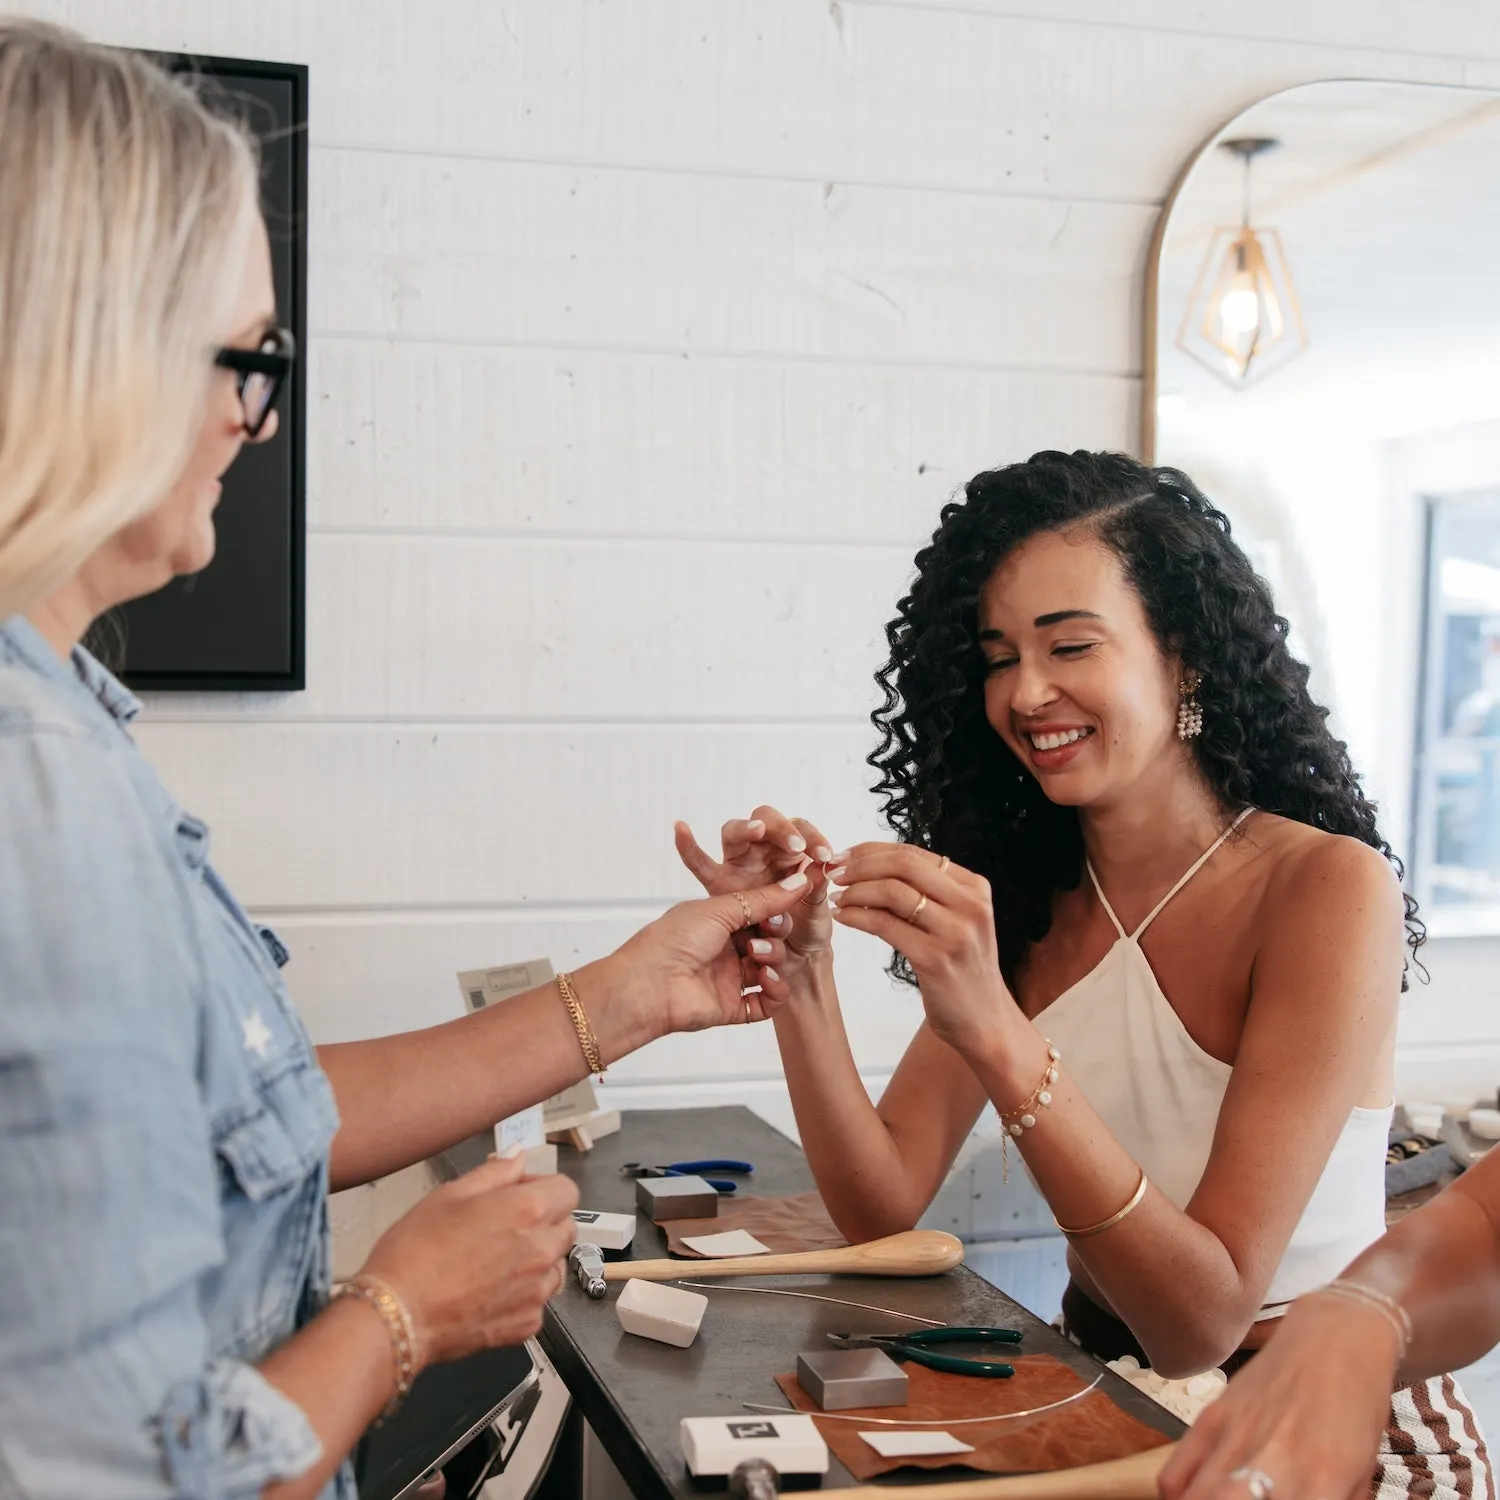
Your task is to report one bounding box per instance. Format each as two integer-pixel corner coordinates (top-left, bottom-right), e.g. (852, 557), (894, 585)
(0, 618), (348, 1500)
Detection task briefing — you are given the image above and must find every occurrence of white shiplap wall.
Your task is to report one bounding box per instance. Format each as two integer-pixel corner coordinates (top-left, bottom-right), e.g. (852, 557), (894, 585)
(20, 2), (1500, 1149)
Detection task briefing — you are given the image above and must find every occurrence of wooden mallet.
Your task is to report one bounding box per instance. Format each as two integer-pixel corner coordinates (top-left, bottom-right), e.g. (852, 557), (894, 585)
(602, 1228), (965, 1283)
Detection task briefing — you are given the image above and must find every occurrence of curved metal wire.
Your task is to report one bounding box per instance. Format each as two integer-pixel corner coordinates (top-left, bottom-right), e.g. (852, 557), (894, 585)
(672, 1280), (944, 1326)
(740, 1371), (1106, 1426)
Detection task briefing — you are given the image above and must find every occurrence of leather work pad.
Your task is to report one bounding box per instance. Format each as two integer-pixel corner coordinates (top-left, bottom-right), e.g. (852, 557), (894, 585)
(660, 1190), (849, 1257)
(772, 1353), (1173, 1478)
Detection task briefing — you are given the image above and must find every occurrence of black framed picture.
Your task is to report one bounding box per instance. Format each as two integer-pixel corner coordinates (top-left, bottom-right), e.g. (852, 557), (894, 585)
(110, 52), (308, 691)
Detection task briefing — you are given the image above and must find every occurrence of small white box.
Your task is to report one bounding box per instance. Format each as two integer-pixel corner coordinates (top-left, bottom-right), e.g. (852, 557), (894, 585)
(571, 1209), (636, 1252)
(680, 1415), (829, 1478)
(615, 1279), (707, 1348)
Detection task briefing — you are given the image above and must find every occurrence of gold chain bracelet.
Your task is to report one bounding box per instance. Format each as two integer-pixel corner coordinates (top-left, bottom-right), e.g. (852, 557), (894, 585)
(1316, 1279), (1412, 1360)
(334, 1273), (418, 1422)
(557, 971), (606, 1078)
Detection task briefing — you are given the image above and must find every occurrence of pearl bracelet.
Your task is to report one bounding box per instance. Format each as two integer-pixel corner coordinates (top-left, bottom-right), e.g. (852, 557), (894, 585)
(998, 1040), (1060, 1183)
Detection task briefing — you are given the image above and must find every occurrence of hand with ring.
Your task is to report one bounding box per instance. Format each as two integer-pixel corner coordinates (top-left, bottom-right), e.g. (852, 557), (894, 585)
(823, 843), (1022, 1054)
(1158, 1286), (1402, 1500)
(675, 807), (839, 1005)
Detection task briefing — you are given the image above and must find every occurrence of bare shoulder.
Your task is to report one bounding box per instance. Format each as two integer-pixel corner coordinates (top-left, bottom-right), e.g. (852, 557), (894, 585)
(1242, 814), (1405, 981)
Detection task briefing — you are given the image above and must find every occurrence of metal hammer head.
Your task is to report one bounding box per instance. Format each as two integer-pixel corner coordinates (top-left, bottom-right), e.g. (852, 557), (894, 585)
(729, 1458), (780, 1500)
(568, 1241), (607, 1299)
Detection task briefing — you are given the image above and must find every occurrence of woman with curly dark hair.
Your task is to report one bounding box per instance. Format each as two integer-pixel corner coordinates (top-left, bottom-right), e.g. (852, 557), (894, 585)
(678, 449), (1489, 1499)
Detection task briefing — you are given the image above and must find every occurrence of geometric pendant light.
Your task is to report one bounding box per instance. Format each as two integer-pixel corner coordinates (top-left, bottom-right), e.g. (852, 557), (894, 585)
(1174, 137), (1309, 388)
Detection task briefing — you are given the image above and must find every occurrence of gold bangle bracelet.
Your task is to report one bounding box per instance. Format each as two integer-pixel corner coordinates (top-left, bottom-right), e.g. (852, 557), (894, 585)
(1056, 1167), (1149, 1239)
(557, 971), (606, 1078)
(334, 1273), (417, 1422)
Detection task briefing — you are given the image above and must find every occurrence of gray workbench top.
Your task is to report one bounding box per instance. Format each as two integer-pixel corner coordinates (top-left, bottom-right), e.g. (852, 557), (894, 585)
(539, 1106), (1181, 1498)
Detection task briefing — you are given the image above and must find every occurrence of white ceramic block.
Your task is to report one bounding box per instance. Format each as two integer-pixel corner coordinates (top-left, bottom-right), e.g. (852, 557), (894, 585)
(614, 1279), (707, 1348)
(571, 1209), (636, 1251)
(679, 1414), (829, 1478)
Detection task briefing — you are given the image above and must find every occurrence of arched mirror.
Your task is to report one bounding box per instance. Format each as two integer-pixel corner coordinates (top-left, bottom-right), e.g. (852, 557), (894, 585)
(1145, 81), (1500, 937)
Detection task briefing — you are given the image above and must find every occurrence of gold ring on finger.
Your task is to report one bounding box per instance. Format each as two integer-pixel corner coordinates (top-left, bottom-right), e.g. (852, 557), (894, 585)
(907, 892), (929, 924)
(937, 854), (951, 873)
(732, 891), (753, 929)
(743, 998), (752, 1024)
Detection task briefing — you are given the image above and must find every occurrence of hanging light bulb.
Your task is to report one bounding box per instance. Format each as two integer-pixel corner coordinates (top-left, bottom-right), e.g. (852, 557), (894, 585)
(1175, 137), (1308, 388)
(1219, 285), (1261, 335)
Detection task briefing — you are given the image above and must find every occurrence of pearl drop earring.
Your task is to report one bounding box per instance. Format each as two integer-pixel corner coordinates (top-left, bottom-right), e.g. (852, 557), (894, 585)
(1177, 672), (1204, 740)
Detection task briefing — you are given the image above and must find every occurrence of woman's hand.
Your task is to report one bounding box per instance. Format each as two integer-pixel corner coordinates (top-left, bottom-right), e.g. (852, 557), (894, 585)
(361, 1152), (580, 1369)
(675, 806), (836, 966)
(1158, 1293), (1399, 1500)
(826, 842), (1020, 1053)
(597, 873), (812, 1036)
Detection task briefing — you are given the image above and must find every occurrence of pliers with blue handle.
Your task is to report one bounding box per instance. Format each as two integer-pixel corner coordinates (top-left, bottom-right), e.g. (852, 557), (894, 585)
(620, 1159), (755, 1194)
(826, 1326), (1023, 1378)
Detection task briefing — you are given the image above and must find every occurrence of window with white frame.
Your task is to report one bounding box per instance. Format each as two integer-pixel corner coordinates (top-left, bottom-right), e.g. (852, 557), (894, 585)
(1413, 490), (1500, 935)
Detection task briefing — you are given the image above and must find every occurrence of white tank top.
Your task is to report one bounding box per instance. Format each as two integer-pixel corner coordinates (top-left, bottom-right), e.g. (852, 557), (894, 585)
(1036, 810), (1392, 1314)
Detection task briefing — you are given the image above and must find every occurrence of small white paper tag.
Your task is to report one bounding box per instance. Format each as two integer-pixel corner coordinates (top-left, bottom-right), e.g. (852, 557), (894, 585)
(859, 1430), (975, 1458)
(679, 1229), (773, 1258)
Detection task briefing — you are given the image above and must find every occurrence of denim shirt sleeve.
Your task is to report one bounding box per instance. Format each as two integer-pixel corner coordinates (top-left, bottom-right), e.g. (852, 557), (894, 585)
(0, 707), (322, 1497)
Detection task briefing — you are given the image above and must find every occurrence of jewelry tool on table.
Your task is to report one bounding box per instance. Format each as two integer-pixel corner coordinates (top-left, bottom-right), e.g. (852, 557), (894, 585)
(568, 1243), (608, 1299)
(603, 1227), (963, 1283)
(825, 1326), (1022, 1378)
(621, 1159), (754, 1193)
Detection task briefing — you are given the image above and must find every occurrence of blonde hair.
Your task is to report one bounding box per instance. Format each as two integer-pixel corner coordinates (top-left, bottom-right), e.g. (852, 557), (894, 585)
(0, 21), (259, 618)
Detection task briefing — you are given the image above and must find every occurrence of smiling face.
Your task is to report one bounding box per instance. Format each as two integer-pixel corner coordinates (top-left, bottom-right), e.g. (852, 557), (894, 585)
(978, 525), (1190, 808)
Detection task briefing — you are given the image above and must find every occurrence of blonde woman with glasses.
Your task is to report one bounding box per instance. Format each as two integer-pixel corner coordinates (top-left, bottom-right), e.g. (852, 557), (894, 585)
(0, 24), (808, 1499)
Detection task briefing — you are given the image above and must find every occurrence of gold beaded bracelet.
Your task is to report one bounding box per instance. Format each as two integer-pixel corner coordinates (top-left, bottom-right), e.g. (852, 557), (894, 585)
(334, 1273), (417, 1422)
(997, 1039), (1060, 1183)
(557, 971), (606, 1078)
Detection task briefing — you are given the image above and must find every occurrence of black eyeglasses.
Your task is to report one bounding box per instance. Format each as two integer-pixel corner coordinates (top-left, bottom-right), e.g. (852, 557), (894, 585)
(214, 326), (296, 438)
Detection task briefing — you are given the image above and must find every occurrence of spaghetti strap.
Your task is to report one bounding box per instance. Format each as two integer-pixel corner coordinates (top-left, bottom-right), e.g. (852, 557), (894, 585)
(1086, 861), (1128, 939)
(1087, 807), (1254, 943)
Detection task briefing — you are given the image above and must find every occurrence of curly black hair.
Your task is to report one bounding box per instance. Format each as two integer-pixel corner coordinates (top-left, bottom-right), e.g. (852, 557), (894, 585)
(869, 449), (1423, 989)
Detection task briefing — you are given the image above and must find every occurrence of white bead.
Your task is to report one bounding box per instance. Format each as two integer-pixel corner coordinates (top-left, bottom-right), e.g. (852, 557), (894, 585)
(1046, 1067), (1058, 1083)
(1020, 1113), (1036, 1129)
(1038, 1091), (1052, 1106)
(1048, 1045), (1060, 1061)
(1007, 1123), (1024, 1138)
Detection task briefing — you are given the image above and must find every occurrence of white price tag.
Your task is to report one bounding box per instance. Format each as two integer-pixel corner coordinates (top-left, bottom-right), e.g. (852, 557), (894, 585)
(859, 1430), (975, 1458)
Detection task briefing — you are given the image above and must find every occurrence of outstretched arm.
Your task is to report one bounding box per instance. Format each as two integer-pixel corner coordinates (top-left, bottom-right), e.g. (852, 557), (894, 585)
(318, 876), (812, 1190)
